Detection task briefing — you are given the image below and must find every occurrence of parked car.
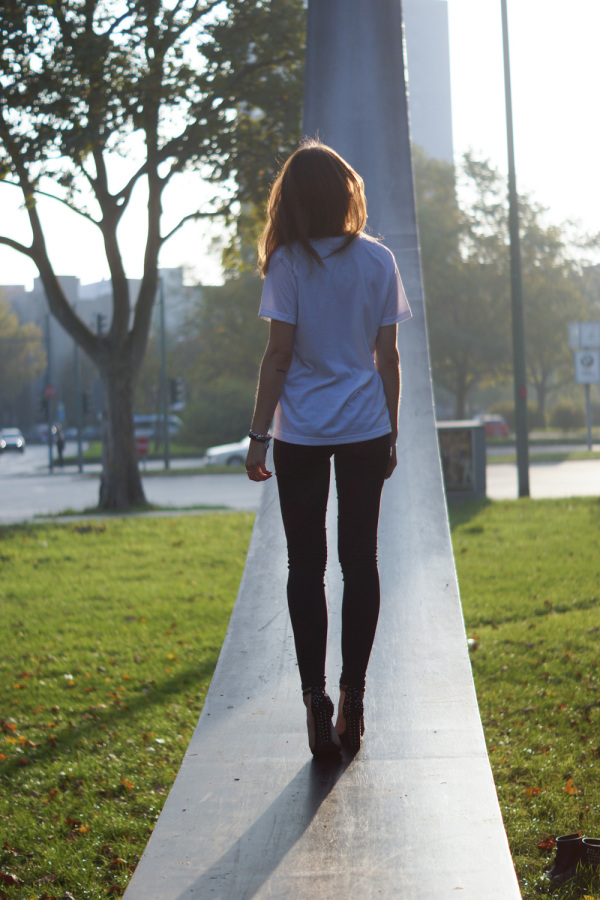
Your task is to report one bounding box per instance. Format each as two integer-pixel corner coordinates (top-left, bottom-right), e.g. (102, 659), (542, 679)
(476, 414), (510, 438)
(0, 427), (26, 453)
(204, 436), (250, 466)
(133, 414), (182, 439)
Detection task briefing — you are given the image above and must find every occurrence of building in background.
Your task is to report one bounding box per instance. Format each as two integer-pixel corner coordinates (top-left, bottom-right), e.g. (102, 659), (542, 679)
(1, 269), (201, 433)
(403, 0), (454, 163)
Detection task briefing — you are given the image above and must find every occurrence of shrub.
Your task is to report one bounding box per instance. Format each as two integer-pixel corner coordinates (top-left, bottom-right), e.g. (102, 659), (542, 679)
(488, 401), (545, 432)
(549, 400), (586, 431)
(179, 377), (255, 450)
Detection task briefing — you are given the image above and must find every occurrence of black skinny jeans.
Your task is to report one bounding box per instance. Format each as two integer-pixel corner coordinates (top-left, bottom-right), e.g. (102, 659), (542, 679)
(273, 434), (390, 693)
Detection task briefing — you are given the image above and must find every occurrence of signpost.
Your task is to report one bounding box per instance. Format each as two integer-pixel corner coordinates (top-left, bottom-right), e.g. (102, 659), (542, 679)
(570, 322), (600, 450)
(136, 435), (150, 470)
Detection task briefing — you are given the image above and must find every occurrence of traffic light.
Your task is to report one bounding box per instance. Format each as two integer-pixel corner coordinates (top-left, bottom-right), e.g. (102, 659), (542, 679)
(96, 313), (107, 335)
(170, 377), (185, 407)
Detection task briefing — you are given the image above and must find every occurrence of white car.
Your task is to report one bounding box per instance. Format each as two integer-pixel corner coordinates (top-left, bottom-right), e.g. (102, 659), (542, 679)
(204, 436), (250, 466)
(0, 427), (26, 453)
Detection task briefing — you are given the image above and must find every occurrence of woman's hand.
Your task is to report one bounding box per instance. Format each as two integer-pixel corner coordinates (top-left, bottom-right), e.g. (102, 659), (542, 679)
(245, 440), (272, 481)
(385, 442), (397, 479)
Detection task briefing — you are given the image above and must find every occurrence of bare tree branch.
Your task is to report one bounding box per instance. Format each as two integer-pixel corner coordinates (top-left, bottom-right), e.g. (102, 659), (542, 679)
(1, 179), (100, 225)
(161, 204), (229, 245)
(0, 235), (34, 258)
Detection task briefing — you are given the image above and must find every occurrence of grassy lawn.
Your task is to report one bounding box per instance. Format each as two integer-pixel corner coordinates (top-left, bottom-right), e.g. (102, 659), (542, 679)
(487, 450), (600, 465)
(452, 497), (600, 899)
(0, 513), (254, 899)
(1, 499), (599, 898)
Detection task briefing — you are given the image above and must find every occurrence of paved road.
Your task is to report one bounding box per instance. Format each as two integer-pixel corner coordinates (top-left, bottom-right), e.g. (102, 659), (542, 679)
(486, 458), (600, 500)
(0, 444), (263, 524)
(1, 444), (598, 524)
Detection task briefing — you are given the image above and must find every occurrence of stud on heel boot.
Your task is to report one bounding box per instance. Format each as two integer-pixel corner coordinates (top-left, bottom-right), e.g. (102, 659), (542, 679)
(583, 837), (600, 868)
(303, 687), (341, 761)
(338, 685), (365, 755)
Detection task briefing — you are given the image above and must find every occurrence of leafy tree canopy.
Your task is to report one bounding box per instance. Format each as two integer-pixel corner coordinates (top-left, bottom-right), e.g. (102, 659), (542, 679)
(0, 0), (305, 506)
(413, 146), (592, 420)
(0, 298), (46, 406)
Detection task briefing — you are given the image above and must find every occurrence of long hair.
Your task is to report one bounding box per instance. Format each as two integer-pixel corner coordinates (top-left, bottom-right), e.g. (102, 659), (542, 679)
(258, 140), (367, 276)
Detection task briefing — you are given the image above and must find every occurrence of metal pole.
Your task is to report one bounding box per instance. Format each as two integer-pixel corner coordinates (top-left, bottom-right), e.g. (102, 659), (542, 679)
(45, 314), (53, 473)
(73, 339), (84, 472)
(585, 383), (592, 451)
(159, 277), (170, 470)
(501, 0), (530, 497)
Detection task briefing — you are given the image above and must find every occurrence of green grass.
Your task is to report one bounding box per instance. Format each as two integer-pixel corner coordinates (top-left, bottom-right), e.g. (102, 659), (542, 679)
(451, 498), (600, 899)
(2, 500), (600, 898)
(488, 450), (600, 465)
(63, 441), (205, 464)
(0, 513), (254, 899)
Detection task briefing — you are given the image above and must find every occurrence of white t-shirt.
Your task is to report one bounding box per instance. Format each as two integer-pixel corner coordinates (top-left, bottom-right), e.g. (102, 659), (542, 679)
(259, 234), (412, 446)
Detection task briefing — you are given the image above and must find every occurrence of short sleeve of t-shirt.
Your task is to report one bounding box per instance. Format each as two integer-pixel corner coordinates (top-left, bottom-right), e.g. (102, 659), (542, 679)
(259, 250), (297, 324)
(381, 261), (412, 326)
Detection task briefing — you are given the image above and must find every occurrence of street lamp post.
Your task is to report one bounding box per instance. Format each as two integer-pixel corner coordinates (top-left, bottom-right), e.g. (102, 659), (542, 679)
(159, 278), (170, 470)
(501, 0), (530, 497)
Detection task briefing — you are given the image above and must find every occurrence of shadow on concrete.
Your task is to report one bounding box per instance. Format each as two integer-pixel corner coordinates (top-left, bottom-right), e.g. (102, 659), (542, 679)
(172, 757), (350, 900)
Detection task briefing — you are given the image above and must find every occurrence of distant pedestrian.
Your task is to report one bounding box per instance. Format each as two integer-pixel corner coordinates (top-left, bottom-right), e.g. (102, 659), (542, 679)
(55, 425), (65, 467)
(246, 140), (412, 759)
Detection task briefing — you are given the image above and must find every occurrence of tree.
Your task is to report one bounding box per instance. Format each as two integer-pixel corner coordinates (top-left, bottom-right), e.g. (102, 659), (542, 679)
(175, 270), (268, 448)
(0, 299), (46, 417)
(414, 148), (509, 417)
(518, 207), (587, 425)
(0, 0), (304, 507)
(414, 147), (589, 420)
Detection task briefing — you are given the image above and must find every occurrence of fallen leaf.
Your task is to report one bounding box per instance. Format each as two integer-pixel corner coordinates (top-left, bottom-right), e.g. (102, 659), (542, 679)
(109, 858), (128, 870)
(538, 836), (557, 851)
(0, 873), (25, 886)
(526, 786), (542, 797)
(565, 778), (580, 795)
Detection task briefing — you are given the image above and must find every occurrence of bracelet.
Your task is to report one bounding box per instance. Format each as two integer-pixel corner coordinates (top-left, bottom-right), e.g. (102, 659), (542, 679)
(248, 430), (272, 447)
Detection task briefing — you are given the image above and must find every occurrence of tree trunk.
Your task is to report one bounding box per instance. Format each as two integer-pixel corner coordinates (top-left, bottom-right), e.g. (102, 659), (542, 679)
(98, 355), (147, 509)
(535, 382), (547, 429)
(454, 371), (468, 420)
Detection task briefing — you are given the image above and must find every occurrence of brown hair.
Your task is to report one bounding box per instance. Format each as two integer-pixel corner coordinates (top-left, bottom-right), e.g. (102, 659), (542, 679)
(257, 139), (367, 276)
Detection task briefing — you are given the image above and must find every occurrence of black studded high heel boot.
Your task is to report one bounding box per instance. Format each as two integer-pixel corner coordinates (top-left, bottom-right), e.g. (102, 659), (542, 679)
(547, 833), (586, 882)
(303, 687), (341, 760)
(339, 685), (365, 755)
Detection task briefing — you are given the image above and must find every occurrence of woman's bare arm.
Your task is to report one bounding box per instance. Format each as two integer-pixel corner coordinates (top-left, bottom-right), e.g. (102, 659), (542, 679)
(246, 319), (295, 481)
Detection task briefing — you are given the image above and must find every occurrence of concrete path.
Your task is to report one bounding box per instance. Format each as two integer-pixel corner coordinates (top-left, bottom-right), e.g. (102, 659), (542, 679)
(124, 2), (522, 896)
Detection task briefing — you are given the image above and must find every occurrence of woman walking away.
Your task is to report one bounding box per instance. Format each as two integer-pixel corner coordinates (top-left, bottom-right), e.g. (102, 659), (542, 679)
(245, 140), (412, 760)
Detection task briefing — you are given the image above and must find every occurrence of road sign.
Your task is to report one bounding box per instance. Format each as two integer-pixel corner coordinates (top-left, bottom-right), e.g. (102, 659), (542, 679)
(44, 383), (57, 399)
(574, 349), (600, 384)
(136, 436), (150, 456)
(580, 322), (600, 348)
(569, 321), (600, 349)
(568, 322), (581, 349)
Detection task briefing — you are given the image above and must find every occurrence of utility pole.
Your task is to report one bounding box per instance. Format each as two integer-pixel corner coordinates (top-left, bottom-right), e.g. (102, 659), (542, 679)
(45, 314), (53, 472)
(159, 277), (170, 470)
(501, 0), (530, 497)
(73, 340), (84, 473)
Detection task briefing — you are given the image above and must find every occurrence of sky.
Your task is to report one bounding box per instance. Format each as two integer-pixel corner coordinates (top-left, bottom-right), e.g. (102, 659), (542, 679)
(1, 0), (599, 290)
